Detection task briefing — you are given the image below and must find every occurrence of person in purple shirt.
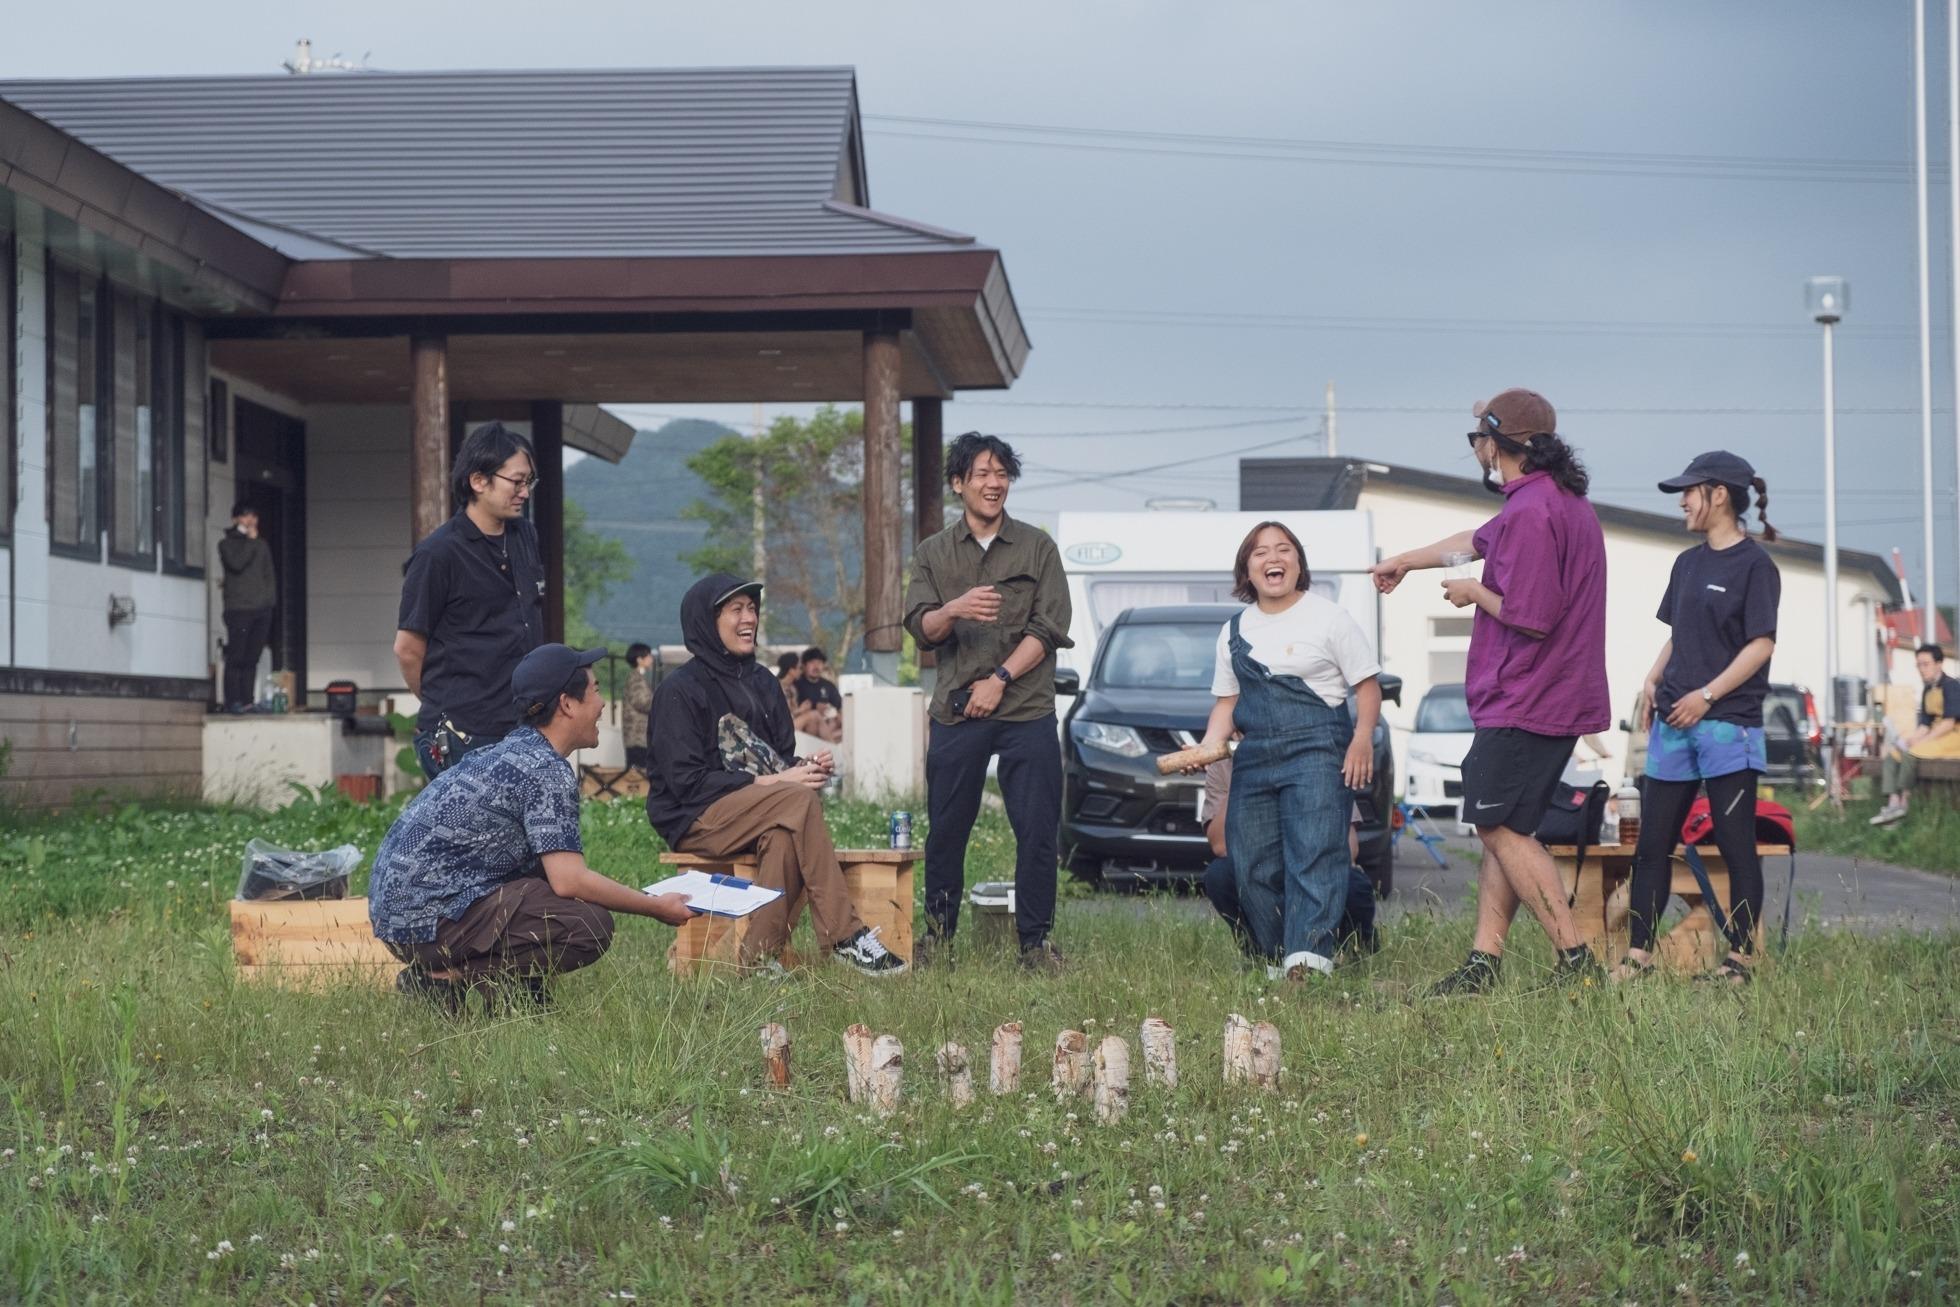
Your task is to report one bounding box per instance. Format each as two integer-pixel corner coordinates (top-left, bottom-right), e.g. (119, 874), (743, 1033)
(1372, 389), (1611, 995)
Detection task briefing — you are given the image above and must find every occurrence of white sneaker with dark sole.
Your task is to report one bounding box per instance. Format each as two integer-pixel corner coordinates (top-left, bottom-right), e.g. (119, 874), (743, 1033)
(833, 927), (907, 976)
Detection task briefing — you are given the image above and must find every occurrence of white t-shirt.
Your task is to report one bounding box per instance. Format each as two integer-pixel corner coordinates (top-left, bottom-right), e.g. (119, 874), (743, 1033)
(1211, 592), (1382, 706)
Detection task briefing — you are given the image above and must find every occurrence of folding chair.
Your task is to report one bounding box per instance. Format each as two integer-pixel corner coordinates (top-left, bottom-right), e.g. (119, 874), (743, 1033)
(1392, 801), (1449, 868)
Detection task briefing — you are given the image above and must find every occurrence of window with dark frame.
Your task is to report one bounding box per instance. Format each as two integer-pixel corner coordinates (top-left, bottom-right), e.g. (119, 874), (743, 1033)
(108, 287), (157, 567)
(47, 260), (103, 559)
(209, 376), (228, 464)
(162, 317), (207, 576)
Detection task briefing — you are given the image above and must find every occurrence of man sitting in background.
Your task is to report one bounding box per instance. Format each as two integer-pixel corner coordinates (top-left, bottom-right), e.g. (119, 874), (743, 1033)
(793, 646), (846, 744)
(1200, 752), (1378, 970)
(644, 574), (902, 976)
(1872, 643), (1960, 825)
(368, 644), (694, 1013)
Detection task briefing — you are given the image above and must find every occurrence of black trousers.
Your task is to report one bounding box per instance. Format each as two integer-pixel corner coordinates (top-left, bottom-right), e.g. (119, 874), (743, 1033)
(1628, 771), (1764, 954)
(1203, 854), (1377, 962)
(924, 712), (1061, 950)
(222, 607), (274, 709)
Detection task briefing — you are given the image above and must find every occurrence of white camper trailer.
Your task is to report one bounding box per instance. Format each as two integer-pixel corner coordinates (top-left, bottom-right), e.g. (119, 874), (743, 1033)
(1053, 510), (1382, 685)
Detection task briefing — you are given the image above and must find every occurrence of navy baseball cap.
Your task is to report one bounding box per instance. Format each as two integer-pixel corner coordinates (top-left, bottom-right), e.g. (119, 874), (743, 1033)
(511, 643), (608, 717)
(1658, 451), (1756, 493)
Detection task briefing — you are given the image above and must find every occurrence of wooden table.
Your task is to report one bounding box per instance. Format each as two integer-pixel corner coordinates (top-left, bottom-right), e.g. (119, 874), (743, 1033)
(656, 848), (917, 977)
(1547, 843), (1793, 972)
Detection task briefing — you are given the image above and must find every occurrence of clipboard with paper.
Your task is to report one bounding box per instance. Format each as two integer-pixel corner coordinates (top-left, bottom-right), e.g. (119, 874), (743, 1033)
(642, 869), (784, 919)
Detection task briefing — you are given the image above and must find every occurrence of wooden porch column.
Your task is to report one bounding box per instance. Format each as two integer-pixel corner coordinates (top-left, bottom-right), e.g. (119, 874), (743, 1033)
(409, 334), (449, 543)
(530, 401), (566, 645)
(911, 397), (945, 678)
(862, 330), (904, 684)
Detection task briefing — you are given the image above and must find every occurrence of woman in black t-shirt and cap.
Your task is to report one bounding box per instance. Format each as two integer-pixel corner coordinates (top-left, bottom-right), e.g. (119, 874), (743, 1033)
(1613, 451), (1781, 985)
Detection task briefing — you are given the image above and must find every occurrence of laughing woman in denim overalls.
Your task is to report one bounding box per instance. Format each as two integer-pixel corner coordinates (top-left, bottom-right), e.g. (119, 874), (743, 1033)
(1198, 522), (1384, 980)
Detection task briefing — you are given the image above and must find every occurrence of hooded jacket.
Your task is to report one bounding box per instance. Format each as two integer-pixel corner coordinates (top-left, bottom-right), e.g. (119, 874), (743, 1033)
(644, 573), (800, 847)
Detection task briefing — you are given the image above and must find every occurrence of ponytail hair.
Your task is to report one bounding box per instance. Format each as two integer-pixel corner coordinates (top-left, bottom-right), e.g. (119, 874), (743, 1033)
(1724, 477), (1780, 542)
(1518, 432), (1590, 496)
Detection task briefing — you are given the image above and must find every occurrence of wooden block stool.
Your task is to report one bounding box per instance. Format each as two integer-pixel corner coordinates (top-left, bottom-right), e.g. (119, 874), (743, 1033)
(230, 898), (399, 991)
(658, 848), (916, 977)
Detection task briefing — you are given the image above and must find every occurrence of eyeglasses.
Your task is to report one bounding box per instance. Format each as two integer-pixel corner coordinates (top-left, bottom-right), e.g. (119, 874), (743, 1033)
(493, 472), (539, 492)
(1464, 431), (1487, 448)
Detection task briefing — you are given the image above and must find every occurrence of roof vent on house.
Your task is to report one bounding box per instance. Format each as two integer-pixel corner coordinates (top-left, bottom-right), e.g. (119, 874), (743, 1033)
(282, 38), (371, 75)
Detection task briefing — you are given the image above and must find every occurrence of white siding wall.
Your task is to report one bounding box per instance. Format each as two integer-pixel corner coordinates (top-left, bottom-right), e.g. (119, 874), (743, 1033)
(3, 213), (205, 680)
(306, 403), (414, 690)
(1358, 483), (1894, 783)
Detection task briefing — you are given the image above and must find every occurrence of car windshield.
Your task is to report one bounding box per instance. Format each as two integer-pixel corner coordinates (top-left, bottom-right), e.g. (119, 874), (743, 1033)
(1097, 623), (1220, 689)
(1415, 686), (1473, 732)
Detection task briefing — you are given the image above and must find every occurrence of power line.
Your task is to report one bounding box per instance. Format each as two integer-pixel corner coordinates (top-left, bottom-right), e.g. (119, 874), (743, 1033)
(863, 112), (1931, 185)
(1016, 432), (1312, 493)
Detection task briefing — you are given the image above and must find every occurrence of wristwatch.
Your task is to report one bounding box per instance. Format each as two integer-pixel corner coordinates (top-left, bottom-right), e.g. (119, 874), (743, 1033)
(993, 665), (1014, 686)
(1700, 687), (1714, 705)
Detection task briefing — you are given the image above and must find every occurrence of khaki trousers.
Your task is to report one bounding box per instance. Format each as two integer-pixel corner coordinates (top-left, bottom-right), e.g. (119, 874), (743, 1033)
(386, 875), (614, 984)
(677, 782), (865, 962)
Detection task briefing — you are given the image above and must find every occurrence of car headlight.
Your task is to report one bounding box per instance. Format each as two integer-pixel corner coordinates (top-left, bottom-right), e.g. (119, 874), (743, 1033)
(1069, 719), (1149, 758)
(1409, 749), (1438, 766)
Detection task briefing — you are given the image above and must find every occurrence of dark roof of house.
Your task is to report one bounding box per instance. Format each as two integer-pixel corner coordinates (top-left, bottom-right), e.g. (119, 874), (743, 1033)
(0, 67), (979, 260)
(1241, 456), (1905, 605)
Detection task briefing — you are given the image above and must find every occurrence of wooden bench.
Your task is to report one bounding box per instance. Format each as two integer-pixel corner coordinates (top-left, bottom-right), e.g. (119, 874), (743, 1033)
(230, 897), (398, 990)
(1549, 843), (1792, 972)
(657, 848), (916, 977)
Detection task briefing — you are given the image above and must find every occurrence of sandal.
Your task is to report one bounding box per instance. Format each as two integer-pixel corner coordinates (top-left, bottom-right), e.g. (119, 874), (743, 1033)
(1695, 956), (1752, 986)
(1608, 952), (1656, 985)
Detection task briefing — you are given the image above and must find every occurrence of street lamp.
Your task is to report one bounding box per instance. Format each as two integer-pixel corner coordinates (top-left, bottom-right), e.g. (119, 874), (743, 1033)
(1807, 274), (1847, 792)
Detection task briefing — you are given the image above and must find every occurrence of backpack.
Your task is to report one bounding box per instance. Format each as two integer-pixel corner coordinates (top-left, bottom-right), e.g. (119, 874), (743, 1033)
(1534, 780), (1611, 846)
(1680, 797), (1796, 850)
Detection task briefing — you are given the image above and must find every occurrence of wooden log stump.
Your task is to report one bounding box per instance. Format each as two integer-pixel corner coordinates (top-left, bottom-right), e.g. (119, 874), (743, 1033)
(1052, 1029), (1092, 1098)
(1222, 1014), (1254, 1085)
(869, 1035), (904, 1116)
(843, 1023), (875, 1103)
(1093, 1036), (1131, 1123)
(937, 1042), (975, 1109)
(990, 1022), (1023, 1095)
(1139, 1017), (1177, 1089)
(760, 1023), (792, 1090)
(1249, 1022), (1281, 1090)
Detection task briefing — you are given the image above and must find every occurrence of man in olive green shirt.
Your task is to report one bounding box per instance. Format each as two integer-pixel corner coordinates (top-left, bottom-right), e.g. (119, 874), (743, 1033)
(904, 433), (1074, 971)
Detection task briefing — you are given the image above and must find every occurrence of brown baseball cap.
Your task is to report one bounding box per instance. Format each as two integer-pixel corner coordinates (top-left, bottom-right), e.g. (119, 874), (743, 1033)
(1472, 388), (1558, 439)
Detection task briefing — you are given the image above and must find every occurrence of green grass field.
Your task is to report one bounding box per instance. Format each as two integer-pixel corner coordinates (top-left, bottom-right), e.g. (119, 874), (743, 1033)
(2, 791), (1955, 1304)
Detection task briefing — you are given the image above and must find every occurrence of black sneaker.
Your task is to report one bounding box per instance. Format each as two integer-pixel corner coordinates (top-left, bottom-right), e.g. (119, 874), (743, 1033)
(1550, 946), (1605, 989)
(1426, 950), (1502, 998)
(1018, 939), (1066, 975)
(833, 927), (906, 976)
(395, 966), (462, 1015)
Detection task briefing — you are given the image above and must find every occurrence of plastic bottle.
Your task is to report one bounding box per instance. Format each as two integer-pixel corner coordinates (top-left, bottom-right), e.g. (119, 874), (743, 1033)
(1616, 783), (1642, 847)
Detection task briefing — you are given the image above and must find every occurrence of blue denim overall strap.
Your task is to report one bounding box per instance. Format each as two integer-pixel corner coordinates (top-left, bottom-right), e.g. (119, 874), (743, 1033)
(1221, 610), (1355, 965)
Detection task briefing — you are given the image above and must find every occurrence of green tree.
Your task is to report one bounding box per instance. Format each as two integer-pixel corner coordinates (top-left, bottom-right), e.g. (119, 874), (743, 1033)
(682, 405), (911, 658)
(563, 497), (634, 652)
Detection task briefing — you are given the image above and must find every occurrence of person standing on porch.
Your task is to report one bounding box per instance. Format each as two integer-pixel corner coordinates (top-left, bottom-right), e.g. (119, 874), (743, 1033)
(904, 432), (1074, 973)
(622, 642), (655, 774)
(394, 422), (547, 779)
(218, 501), (276, 714)
(1370, 389), (1611, 995)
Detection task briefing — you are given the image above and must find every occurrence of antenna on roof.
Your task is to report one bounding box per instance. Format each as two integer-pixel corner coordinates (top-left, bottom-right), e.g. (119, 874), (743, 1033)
(282, 38), (371, 75)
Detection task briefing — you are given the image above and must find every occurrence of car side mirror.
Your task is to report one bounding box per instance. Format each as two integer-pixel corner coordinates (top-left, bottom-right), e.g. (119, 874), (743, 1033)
(1054, 667), (1081, 696)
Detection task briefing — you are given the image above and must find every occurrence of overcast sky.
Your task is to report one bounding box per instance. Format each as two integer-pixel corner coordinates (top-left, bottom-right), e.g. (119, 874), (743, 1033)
(11, 1), (1959, 602)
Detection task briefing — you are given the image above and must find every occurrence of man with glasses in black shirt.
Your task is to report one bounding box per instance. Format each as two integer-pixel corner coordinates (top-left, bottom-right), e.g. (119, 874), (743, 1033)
(395, 422), (548, 778)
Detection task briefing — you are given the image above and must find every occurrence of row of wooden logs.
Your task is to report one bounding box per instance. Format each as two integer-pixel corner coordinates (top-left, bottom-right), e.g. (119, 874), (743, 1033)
(759, 1013), (1282, 1121)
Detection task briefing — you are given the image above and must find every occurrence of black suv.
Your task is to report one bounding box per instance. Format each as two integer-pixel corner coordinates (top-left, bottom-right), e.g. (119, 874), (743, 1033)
(1060, 604), (1401, 893)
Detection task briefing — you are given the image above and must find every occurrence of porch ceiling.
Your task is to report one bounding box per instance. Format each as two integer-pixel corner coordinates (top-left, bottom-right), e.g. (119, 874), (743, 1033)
(209, 329), (954, 405)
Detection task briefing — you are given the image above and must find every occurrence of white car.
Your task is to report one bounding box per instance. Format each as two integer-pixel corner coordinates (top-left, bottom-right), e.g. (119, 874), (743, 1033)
(1405, 683), (1474, 817)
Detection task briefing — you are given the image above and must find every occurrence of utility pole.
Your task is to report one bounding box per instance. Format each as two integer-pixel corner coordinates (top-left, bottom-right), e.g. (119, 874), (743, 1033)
(1324, 380), (1338, 458)
(751, 401), (767, 648)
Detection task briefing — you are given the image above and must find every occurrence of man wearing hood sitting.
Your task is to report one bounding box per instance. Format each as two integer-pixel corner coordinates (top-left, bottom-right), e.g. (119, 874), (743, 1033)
(644, 574), (905, 976)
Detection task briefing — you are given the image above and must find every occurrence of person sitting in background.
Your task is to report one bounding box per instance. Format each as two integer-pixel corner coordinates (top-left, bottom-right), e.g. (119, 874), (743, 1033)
(368, 644), (695, 1013)
(622, 642), (655, 774)
(794, 646), (847, 743)
(1872, 643), (1960, 826)
(777, 652), (803, 713)
(1200, 752), (1378, 970)
(644, 574), (903, 976)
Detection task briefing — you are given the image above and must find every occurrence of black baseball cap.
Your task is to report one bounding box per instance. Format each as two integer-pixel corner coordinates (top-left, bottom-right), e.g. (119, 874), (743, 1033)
(1658, 451), (1756, 493)
(511, 643), (608, 717)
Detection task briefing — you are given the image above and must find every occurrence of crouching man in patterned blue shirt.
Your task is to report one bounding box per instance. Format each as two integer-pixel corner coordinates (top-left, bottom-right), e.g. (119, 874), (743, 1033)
(369, 644), (695, 1012)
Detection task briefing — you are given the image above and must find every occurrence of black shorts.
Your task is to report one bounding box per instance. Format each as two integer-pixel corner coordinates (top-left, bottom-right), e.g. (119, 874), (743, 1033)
(1459, 727), (1577, 836)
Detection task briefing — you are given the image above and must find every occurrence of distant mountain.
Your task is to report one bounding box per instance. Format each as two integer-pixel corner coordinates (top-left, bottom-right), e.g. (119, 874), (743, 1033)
(566, 418), (735, 647)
